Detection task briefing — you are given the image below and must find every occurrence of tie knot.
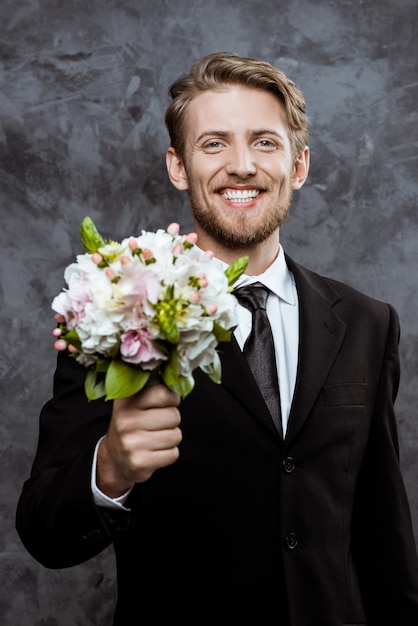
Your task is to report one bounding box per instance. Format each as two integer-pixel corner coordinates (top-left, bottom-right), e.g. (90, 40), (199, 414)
(234, 282), (270, 311)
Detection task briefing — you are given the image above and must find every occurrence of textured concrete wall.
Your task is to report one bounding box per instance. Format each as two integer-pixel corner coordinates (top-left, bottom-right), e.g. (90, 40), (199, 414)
(1, 0), (417, 623)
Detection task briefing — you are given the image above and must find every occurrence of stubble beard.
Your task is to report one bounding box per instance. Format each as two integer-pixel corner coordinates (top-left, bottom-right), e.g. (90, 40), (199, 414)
(187, 184), (293, 250)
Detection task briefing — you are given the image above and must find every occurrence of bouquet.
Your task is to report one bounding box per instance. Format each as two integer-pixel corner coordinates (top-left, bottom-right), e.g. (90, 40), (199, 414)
(52, 217), (248, 401)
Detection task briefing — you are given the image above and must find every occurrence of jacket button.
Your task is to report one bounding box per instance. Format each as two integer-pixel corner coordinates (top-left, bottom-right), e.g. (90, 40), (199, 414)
(285, 533), (298, 550)
(282, 456), (296, 474)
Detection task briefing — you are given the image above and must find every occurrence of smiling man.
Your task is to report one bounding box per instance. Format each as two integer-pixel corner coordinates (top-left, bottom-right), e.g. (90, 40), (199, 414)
(16, 52), (418, 625)
(166, 84), (309, 274)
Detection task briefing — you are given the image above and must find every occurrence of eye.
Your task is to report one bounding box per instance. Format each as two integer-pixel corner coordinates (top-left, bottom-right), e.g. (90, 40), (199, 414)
(203, 140), (224, 152)
(256, 138), (277, 149)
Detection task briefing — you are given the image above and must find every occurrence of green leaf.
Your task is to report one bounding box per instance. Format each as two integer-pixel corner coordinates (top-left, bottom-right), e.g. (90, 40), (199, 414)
(201, 351), (222, 385)
(80, 216), (106, 254)
(224, 256), (249, 288)
(161, 350), (195, 398)
(105, 359), (150, 400)
(213, 321), (234, 343)
(95, 358), (110, 373)
(62, 328), (82, 352)
(162, 367), (195, 398)
(85, 369), (106, 401)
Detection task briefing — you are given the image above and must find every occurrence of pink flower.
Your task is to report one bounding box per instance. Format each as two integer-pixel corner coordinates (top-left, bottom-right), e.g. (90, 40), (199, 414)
(117, 267), (162, 315)
(120, 327), (167, 369)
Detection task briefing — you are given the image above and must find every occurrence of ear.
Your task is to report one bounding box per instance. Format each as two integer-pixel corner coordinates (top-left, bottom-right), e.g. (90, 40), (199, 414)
(166, 147), (189, 191)
(291, 146), (310, 190)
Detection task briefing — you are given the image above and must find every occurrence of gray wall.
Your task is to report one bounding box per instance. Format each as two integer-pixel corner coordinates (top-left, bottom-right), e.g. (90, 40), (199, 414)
(1, 0), (417, 623)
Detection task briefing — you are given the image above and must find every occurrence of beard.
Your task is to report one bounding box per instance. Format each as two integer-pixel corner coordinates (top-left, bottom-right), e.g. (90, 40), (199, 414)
(186, 179), (293, 250)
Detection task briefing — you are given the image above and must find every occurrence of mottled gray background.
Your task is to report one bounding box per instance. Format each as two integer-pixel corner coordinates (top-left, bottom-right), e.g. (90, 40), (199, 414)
(1, 0), (417, 624)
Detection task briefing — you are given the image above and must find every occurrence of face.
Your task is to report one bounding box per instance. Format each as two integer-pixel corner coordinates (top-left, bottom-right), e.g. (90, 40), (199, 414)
(167, 85), (309, 253)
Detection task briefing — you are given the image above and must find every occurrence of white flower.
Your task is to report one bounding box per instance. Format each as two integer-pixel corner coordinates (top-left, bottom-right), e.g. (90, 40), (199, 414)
(52, 217), (247, 400)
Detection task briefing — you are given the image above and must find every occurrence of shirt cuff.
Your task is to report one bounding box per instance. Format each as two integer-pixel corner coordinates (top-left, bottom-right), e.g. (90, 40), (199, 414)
(91, 436), (133, 511)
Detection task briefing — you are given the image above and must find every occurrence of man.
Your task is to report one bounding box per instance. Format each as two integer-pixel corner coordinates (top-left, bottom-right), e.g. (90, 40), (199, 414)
(16, 52), (418, 625)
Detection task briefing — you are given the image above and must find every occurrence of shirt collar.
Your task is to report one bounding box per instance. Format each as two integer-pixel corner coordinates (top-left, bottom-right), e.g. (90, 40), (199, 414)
(235, 245), (296, 305)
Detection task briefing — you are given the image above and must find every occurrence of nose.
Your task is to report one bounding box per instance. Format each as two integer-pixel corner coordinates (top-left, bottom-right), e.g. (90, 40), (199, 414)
(225, 143), (256, 178)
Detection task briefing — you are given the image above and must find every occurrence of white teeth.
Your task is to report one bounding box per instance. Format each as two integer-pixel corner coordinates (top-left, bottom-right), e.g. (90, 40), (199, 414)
(222, 189), (260, 201)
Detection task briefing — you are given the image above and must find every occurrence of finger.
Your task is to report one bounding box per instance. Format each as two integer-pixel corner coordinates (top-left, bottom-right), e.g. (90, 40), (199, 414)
(116, 383), (181, 411)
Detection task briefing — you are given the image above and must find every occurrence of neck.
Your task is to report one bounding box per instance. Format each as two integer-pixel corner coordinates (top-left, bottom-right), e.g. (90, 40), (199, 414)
(195, 228), (280, 276)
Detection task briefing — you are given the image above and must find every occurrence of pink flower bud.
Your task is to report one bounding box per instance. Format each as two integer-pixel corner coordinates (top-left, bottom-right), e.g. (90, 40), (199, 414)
(121, 256), (131, 265)
(54, 339), (67, 351)
(54, 313), (65, 323)
(142, 248), (153, 260)
(105, 268), (115, 279)
(172, 243), (184, 256)
(52, 328), (62, 337)
(128, 238), (138, 250)
(167, 222), (180, 236)
(68, 344), (79, 354)
(185, 232), (198, 245)
(190, 292), (201, 304)
(199, 277), (208, 288)
(92, 252), (102, 264)
(205, 249), (215, 259)
(207, 303), (218, 315)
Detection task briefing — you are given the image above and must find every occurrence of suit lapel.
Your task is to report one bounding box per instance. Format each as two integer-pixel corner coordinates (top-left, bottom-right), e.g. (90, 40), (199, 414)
(284, 256), (347, 445)
(217, 255), (347, 443)
(218, 337), (280, 438)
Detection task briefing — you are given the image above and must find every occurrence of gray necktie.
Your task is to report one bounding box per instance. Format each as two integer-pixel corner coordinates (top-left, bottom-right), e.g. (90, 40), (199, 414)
(235, 282), (282, 436)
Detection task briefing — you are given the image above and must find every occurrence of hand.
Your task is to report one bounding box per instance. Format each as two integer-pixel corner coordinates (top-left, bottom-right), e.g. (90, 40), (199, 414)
(97, 383), (182, 498)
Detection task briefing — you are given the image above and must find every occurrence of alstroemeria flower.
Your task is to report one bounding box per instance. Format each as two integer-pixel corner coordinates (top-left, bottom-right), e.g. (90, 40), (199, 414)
(120, 326), (167, 369)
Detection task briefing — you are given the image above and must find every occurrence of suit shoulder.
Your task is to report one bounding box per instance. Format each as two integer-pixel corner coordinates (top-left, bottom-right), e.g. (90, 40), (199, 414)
(285, 253), (398, 320)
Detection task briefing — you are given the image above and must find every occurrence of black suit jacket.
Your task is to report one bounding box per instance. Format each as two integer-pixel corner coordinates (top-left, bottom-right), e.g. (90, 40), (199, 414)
(16, 255), (418, 625)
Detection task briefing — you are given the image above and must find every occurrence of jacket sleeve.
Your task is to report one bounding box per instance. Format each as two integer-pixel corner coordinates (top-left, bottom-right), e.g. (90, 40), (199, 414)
(352, 303), (418, 624)
(15, 351), (132, 568)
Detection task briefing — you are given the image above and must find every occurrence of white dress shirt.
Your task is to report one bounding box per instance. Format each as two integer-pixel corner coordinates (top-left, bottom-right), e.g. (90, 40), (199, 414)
(92, 244), (299, 509)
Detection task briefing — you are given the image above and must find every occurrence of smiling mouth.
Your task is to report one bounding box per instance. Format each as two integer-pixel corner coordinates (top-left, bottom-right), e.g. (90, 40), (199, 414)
(221, 189), (261, 202)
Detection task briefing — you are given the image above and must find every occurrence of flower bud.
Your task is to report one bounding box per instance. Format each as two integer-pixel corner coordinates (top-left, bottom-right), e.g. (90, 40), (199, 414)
(142, 248), (153, 261)
(189, 292), (201, 304)
(92, 252), (103, 264)
(54, 339), (67, 351)
(167, 222), (180, 236)
(185, 232), (198, 245)
(172, 243), (184, 256)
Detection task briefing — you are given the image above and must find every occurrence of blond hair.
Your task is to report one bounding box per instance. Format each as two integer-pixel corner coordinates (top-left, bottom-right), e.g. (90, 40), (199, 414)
(165, 52), (309, 160)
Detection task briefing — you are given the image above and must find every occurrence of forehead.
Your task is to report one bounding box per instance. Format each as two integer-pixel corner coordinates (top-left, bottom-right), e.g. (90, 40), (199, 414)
(185, 85), (290, 140)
